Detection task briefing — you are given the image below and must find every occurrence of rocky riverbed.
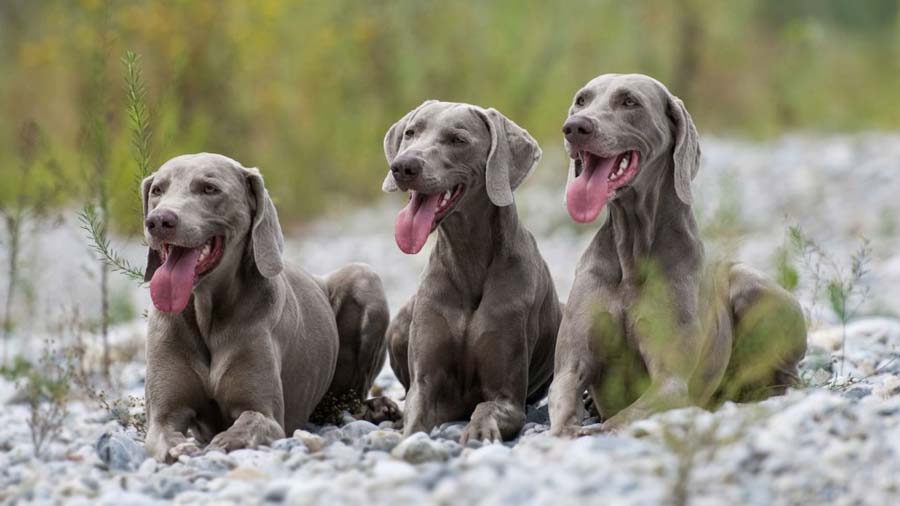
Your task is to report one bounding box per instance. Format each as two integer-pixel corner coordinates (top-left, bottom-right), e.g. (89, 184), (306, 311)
(1, 134), (899, 505)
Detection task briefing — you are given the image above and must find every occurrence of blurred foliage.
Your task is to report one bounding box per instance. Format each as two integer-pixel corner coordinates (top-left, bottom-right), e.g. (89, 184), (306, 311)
(0, 0), (898, 231)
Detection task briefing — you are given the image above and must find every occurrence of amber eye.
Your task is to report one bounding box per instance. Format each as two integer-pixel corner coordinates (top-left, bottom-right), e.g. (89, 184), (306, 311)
(203, 184), (220, 195)
(150, 186), (162, 196)
(404, 128), (414, 138)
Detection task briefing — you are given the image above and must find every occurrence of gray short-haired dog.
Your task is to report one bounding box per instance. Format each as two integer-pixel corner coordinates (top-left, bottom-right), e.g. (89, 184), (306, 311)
(383, 101), (561, 443)
(548, 74), (807, 436)
(142, 153), (395, 462)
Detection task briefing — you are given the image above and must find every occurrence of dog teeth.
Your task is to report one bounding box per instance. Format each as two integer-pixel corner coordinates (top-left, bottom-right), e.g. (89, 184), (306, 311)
(619, 156), (629, 171)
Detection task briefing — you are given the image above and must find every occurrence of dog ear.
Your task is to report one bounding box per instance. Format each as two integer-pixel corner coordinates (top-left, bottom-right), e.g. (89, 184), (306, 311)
(665, 92), (700, 205)
(141, 174), (162, 282)
(243, 167), (285, 278)
(382, 100), (436, 192)
(475, 107), (542, 207)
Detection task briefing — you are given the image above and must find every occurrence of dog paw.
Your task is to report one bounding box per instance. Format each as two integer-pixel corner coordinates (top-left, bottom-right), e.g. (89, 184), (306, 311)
(460, 418), (502, 446)
(359, 396), (402, 425)
(576, 423), (606, 437)
(549, 424), (583, 438)
(207, 431), (251, 453)
(168, 440), (201, 461)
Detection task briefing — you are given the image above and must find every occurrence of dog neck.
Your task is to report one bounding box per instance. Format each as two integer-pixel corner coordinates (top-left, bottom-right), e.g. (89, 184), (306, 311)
(594, 156), (702, 285)
(432, 188), (521, 292)
(183, 241), (276, 341)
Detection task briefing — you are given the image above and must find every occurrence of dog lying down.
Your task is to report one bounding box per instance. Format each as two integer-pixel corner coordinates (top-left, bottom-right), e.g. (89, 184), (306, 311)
(547, 74), (807, 436)
(141, 153), (398, 462)
(383, 101), (562, 443)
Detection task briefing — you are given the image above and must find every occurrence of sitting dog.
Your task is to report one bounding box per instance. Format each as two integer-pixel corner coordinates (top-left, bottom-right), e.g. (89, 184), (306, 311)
(383, 101), (562, 443)
(142, 153), (395, 462)
(548, 74), (807, 436)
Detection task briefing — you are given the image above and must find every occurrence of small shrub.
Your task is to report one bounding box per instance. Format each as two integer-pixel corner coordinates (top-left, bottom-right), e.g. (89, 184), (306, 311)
(0, 342), (73, 458)
(789, 225), (872, 379)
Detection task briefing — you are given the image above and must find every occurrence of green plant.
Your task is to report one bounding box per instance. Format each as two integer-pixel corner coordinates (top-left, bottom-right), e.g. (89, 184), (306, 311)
(79, 204), (144, 283)
(79, 43), (155, 381)
(77, 379), (147, 439)
(0, 342), (73, 458)
(789, 225), (871, 379)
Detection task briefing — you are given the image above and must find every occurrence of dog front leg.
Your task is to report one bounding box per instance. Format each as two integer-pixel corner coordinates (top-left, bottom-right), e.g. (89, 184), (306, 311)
(207, 411), (284, 452)
(461, 399), (524, 444)
(145, 407), (200, 463)
(207, 337), (287, 451)
(586, 320), (701, 434)
(548, 310), (598, 437)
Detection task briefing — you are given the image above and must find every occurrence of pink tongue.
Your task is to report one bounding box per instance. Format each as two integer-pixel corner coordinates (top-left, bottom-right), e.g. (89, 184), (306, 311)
(394, 192), (441, 254)
(566, 154), (617, 223)
(150, 246), (202, 313)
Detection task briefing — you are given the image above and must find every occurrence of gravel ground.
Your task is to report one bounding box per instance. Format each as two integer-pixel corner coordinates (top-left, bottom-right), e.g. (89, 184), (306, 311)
(1, 134), (899, 505)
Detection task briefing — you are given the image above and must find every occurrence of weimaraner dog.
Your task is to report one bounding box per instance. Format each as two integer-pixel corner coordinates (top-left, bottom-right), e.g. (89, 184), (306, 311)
(141, 153), (396, 462)
(382, 101), (561, 443)
(548, 74), (807, 436)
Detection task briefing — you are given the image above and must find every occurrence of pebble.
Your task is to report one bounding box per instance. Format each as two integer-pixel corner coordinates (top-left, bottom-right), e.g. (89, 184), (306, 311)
(292, 430), (327, 453)
(363, 429), (403, 452)
(390, 432), (450, 464)
(95, 431), (147, 472)
(341, 420), (378, 439)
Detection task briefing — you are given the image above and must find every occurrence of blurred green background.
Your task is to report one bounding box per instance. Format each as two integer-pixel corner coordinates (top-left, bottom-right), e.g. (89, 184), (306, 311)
(1, 0), (899, 230)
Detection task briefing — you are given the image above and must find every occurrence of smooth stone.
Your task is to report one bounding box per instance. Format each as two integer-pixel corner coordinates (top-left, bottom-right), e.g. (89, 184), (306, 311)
(271, 437), (302, 452)
(364, 430), (402, 452)
(137, 457), (157, 476)
(844, 386), (872, 400)
(341, 420), (378, 440)
(150, 476), (193, 500)
(371, 459), (417, 483)
(293, 430), (327, 453)
(391, 432), (449, 464)
(801, 345), (834, 373)
(525, 403), (550, 425)
(95, 432), (147, 472)
(431, 421), (466, 442)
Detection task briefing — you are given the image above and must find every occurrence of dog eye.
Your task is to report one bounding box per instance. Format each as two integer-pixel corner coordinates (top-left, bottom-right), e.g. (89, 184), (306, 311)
(575, 95), (586, 107)
(404, 129), (415, 138)
(452, 135), (467, 145)
(150, 186), (162, 196)
(623, 96), (639, 108)
(203, 184), (220, 195)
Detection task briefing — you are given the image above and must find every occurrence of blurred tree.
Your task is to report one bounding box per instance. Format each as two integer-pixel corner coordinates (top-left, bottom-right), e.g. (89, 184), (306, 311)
(0, 121), (65, 365)
(0, 0), (897, 231)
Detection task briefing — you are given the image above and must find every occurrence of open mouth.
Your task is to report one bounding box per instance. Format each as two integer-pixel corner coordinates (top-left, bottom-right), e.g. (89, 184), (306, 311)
(566, 150), (640, 223)
(149, 236), (224, 313)
(394, 184), (465, 254)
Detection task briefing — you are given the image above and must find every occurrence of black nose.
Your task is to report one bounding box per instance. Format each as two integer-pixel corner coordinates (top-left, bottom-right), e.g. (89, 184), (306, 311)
(145, 209), (179, 239)
(390, 155), (422, 184)
(562, 116), (595, 144)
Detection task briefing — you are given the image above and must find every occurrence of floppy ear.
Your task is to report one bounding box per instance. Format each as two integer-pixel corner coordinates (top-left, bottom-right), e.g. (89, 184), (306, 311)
(243, 167), (285, 278)
(666, 93), (701, 205)
(141, 175), (161, 282)
(382, 100), (437, 192)
(474, 107), (542, 207)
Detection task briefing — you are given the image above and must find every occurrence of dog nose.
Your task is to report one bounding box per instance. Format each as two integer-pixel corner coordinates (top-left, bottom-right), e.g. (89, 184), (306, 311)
(562, 116), (595, 144)
(145, 209), (179, 239)
(390, 156), (422, 184)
